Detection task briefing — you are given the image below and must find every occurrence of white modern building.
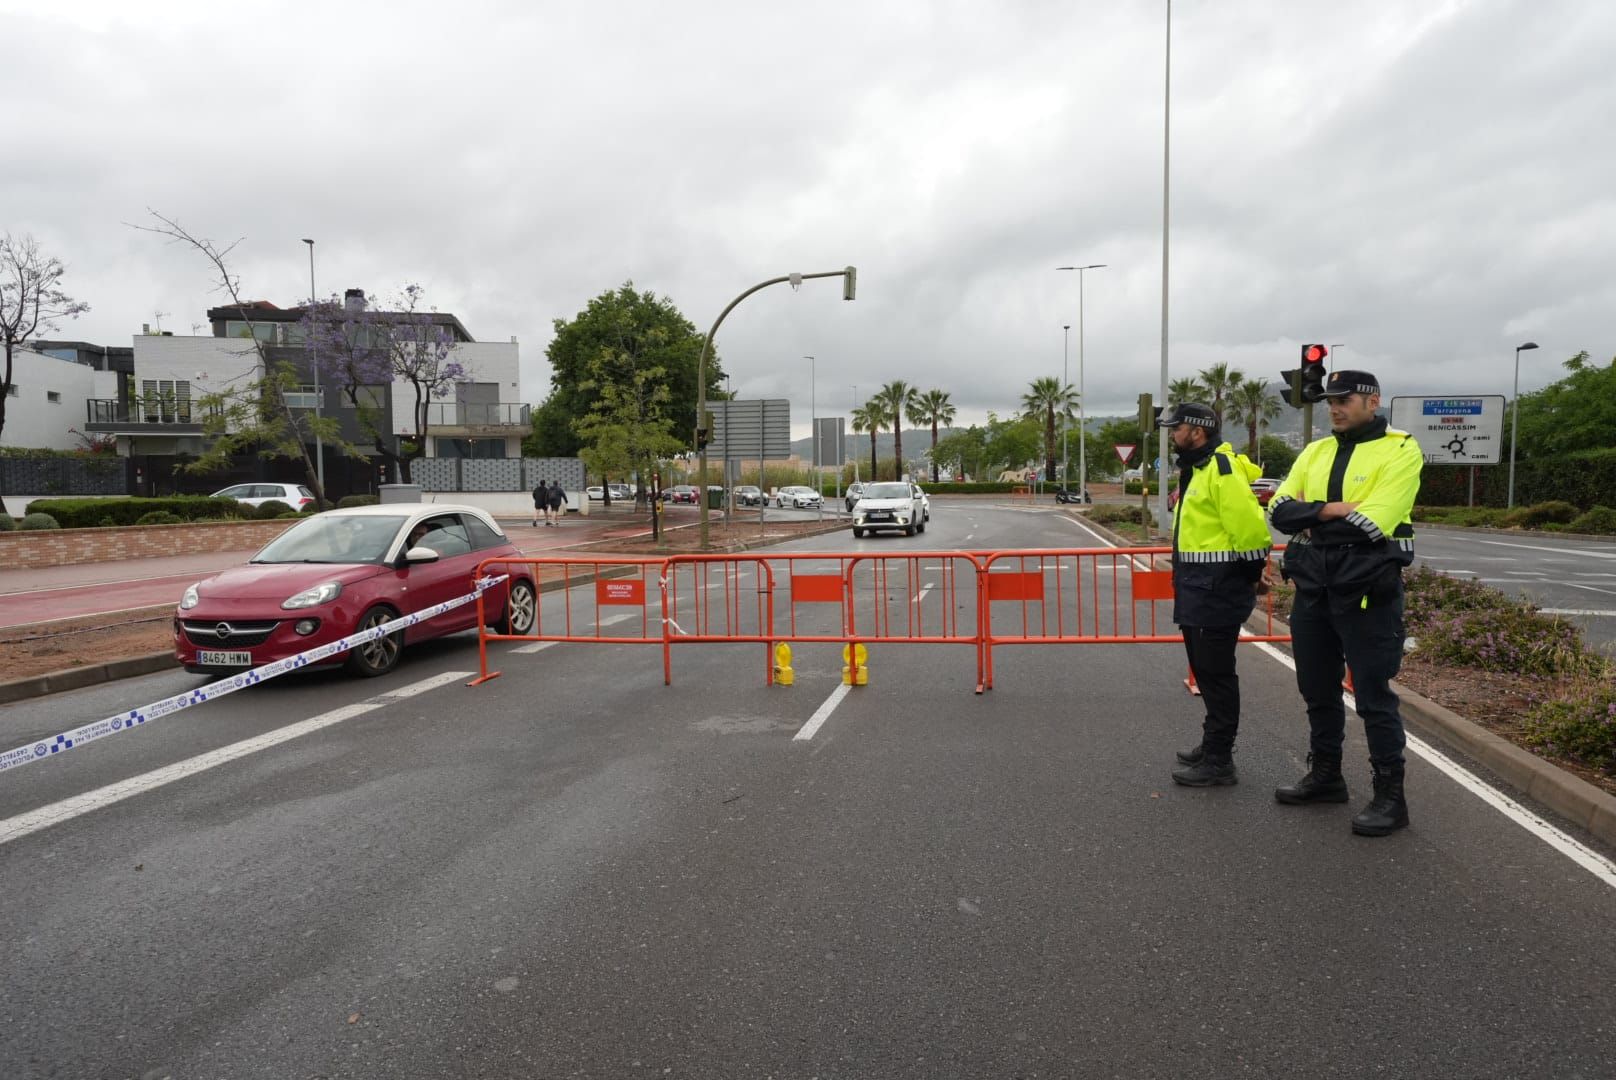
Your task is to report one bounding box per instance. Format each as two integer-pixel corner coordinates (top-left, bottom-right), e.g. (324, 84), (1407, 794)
(1, 346), (121, 451)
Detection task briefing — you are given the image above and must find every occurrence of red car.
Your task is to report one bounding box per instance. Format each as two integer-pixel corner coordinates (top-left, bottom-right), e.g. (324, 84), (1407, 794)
(1250, 478), (1281, 506)
(175, 504), (536, 677)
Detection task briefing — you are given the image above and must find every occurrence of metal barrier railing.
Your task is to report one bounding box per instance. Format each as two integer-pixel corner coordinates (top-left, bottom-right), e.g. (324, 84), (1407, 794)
(471, 547), (1290, 693)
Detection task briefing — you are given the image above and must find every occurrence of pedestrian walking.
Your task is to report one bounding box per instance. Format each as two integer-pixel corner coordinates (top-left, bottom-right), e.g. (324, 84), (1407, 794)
(1155, 403), (1273, 787)
(1269, 370), (1424, 836)
(532, 480), (547, 528)
(547, 479), (566, 525)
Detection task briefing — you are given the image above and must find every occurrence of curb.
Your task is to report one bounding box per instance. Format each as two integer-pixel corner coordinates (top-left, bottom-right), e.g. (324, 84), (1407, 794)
(0, 652), (177, 707)
(1075, 510), (1616, 848)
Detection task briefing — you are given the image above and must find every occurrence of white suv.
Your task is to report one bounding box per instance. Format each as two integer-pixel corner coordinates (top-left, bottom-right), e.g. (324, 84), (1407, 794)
(851, 481), (927, 537)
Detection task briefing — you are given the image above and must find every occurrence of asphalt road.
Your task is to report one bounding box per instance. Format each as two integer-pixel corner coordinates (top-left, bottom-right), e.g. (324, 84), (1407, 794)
(1412, 527), (1616, 650)
(3, 501), (1614, 1079)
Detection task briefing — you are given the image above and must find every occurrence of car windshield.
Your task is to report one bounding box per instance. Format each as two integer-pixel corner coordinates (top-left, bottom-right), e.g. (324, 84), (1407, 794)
(865, 483), (911, 499)
(251, 514), (408, 564)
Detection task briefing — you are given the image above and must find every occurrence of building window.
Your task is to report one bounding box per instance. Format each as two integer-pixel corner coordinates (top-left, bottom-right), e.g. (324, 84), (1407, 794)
(435, 437), (506, 459)
(47, 391), (62, 403)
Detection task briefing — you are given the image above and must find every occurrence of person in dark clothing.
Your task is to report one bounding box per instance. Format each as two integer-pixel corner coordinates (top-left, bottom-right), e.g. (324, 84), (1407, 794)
(532, 481), (547, 528)
(1268, 370), (1424, 837)
(547, 480), (565, 524)
(1155, 403), (1272, 787)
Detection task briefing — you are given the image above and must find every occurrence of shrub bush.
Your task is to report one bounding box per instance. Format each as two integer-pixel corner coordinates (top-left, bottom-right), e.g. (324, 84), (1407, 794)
(97, 516), (117, 528)
(337, 494), (380, 508)
(135, 511), (185, 526)
(20, 512), (61, 530)
(1122, 481), (1161, 496)
(1089, 504), (1152, 527)
(1504, 501), (1579, 529)
(23, 496), (247, 528)
(1404, 569), (1607, 680)
(255, 500), (294, 519)
(277, 510), (303, 519)
(1570, 506), (1616, 534)
(1521, 683), (1616, 774)
(0, 512), (15, 531)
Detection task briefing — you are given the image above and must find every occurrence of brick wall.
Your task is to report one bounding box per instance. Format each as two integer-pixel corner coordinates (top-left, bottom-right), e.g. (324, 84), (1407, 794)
(0, 520), (296, 570)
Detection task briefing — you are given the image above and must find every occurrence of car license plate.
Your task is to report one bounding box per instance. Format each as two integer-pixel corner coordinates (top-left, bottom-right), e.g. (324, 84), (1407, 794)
(869, 512), (892, 521)
(197, 650), (253, 666)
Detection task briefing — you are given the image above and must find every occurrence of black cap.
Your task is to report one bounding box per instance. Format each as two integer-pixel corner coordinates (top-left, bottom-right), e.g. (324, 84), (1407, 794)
(1321, 370), (1380, 398)
(1156, 402), (1219, 429)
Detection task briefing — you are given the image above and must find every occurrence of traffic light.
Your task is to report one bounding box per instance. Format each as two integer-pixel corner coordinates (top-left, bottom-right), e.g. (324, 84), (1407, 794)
(696, 410), (713, 450)
(1299, 344), (1329, 403)
(1279, 368), (1303, 408)
(843, 265), (857, 301)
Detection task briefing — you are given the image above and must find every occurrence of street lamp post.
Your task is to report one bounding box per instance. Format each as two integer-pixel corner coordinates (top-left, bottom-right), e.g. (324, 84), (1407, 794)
(1330, 343), (1345, 374)
(299, 239), (326, 502)
(1057, 263), (1106, 499)
(1062, 325), (1071, 487)
(805, 355), (820, 521)
(1508, 341), (1539, 509)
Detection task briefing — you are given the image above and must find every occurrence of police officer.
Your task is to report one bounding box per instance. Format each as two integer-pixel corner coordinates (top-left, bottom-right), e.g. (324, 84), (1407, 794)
(1156, 402), (1273, 787)
(1269, 370), (1423, 836)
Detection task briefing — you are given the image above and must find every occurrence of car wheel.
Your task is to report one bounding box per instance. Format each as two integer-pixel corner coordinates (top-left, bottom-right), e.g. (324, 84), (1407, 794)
(346, 605), (404, 677)
(852, 527), (863, 538)
(917, 517), (926, 534)
(495, 579), (537, 635)
(904, 524), (916, 536)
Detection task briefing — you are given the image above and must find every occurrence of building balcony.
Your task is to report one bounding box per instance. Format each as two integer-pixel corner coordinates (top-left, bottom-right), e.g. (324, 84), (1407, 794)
(83, 399), (209, 435)
(422, 401), (530, 435)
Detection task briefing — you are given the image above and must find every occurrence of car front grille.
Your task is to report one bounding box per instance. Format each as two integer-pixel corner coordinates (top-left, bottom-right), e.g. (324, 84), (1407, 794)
(181, 620), (281, 647)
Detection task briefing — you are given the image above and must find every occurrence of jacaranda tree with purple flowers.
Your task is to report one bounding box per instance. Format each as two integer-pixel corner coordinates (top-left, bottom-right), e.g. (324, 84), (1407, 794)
(301, 285), (465, 484)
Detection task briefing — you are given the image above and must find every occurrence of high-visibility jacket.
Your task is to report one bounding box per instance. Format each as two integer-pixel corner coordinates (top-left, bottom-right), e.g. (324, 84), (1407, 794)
(1269, 417), (1423, 608)
(1169, 441), (1273, 627)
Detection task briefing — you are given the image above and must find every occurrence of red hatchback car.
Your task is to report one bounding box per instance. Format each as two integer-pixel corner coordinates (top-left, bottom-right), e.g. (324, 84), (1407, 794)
(175, 504), (535, 677)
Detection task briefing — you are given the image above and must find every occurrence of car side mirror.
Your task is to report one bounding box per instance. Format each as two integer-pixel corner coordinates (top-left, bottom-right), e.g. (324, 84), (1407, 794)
(403, 545), (440, 566)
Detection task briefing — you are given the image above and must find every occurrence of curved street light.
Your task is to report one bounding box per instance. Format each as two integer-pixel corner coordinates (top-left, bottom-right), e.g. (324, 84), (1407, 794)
(1508, 341), (1539, 509)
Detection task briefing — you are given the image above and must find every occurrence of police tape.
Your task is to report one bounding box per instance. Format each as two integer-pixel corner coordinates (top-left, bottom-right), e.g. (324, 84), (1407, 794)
(0, 575), (508, 777)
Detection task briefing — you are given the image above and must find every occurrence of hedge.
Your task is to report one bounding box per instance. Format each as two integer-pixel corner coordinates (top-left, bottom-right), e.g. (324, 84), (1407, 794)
(23, 496), (248, 529)
(1419, 447), (1616, 509)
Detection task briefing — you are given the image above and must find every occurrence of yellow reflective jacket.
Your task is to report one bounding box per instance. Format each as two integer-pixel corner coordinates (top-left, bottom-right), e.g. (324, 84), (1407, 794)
(1169, 441), (1273, 626)
(1270, 417), (1423, 605)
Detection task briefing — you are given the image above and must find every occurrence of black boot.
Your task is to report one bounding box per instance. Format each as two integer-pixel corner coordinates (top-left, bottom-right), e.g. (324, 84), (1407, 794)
(1175, 742), (1205, 765)
(1172, 751), (1236, 787)
(1351, 762), (1409, 836)
(1274, 753), (1349, 804)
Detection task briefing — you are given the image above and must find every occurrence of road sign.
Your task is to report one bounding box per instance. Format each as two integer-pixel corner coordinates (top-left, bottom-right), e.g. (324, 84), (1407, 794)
(1389, 396), (1506, 464)
(706, 399), (792, 459)
(1114, 444), (1137, 464)
(813, 416), (845, 467)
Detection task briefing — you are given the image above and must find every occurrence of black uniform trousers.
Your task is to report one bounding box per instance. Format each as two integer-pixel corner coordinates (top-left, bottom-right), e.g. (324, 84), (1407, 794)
(1288, 582), (1408, 766)
(1182, 624), (1241, 757)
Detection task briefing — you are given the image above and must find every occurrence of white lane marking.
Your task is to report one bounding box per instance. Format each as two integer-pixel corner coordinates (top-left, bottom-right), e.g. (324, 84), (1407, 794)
(2, 603), (174, 629)
(514, 641), (558, 655)
(1416, 555), (1513, 562)
(1472, 539), (1616, 560)
(793, 682), (852, 742)
(914, 585), (934, 605)
(1251, 642), (1616, 890)
(964, 533), (975, 541)
(1539, 608), (1616, 617)
(1567, 582), (1616, 597)
(0, 671), (471, 848)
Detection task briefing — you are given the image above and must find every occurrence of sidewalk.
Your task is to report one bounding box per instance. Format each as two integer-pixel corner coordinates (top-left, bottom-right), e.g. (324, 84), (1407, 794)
(0, 512), (661, 630)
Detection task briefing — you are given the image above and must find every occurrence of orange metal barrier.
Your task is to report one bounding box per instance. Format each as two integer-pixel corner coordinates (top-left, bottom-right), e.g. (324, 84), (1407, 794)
(471, 547), (1290, 693)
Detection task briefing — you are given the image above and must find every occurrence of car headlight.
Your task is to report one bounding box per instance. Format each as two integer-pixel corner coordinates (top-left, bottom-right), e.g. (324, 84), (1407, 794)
(180, 582), (201, 610)
(282, 581), (343, 610)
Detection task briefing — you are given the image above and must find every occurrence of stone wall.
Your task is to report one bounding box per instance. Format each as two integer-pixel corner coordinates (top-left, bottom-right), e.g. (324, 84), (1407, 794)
(0, 519), (295, 570)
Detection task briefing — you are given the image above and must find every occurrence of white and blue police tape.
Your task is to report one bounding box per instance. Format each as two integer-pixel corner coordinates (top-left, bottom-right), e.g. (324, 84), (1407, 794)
(0, 575), (507, 777)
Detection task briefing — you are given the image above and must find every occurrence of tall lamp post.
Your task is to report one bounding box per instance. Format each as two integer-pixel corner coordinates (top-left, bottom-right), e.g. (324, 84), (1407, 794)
(1057, 263), (1106, 499)
(1157, 0), (1173, 532)
(1330, 343), (1346, 374)
(300, 238), (326, 501)
(1062, 325), (1071, 486)
(1508, 341), (1539, 509)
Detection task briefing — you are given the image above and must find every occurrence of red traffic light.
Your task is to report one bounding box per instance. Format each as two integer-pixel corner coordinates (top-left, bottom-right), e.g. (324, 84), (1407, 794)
(1301, 343), (1329, 365)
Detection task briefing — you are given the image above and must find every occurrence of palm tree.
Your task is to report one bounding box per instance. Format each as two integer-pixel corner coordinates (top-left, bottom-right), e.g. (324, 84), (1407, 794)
(876, 380), (919, 479)
(909, 388), (956, 482)
(1168, 375), (1206, 405)
(1227, 380), (1283, 459)
(1020, 376), (1079, 484)
(851, 401), (884, 480)
(1196, 363), (1245, 427)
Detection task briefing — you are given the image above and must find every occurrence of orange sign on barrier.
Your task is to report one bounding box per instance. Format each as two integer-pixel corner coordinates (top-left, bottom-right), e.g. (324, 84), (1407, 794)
(1130, 569), (1175, 602)
(597, 579), (645, 605)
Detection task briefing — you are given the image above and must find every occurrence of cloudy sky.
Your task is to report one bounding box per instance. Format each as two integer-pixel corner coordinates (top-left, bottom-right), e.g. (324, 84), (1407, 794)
(6, 0), (1612, 436)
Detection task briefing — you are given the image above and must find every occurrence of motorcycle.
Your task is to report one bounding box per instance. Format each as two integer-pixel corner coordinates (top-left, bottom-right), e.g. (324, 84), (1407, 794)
(1054, 487), (1091, 505)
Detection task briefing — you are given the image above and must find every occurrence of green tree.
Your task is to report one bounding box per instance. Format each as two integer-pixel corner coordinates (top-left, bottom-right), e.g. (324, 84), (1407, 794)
(874, 380), (919, 477)
(541, 283), (720, 458)
(1094, 417), (1147, 479)
(852, 400), (885, 480)
(1020, 376), (1078, 482)
(1258, 434), (1297, 480)
(1515, 351), (1616, 460)
(982, 411), (1043, 480)
(931, 424), (986, 481)
(571, 350), (685, 497)
(1168, 375), (1206, 405)
(1227, 380), (1283, 459)
(1196, 362), (1245, 427)
(910, 388), (956, 482)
